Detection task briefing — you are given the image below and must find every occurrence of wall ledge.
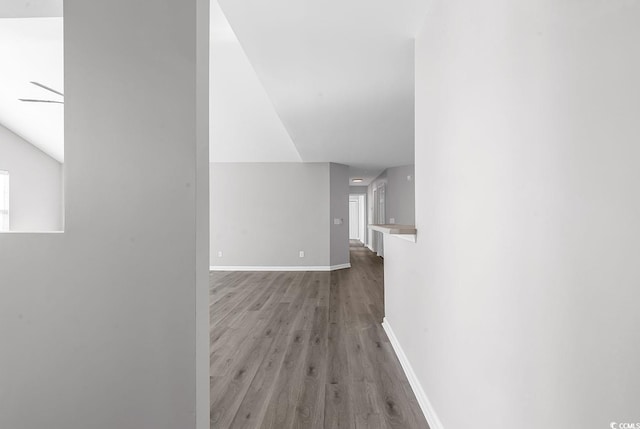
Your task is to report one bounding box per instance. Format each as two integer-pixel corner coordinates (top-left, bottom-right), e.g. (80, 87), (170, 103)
(369, 224), (416, 235)
(369, 224), (417, 242)
(210, 263), (351, 272)
(382, 317), (444, 429)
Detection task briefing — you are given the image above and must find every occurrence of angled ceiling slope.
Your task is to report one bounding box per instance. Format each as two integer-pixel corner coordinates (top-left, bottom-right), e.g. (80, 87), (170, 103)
(211, 0), (301, 163)
(217, 0), (429, 178)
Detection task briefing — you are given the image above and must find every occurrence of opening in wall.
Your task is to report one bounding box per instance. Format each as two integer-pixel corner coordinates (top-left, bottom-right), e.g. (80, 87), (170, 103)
(349, 193), (366, 244)
(0, 2), (64, 232)
(366, 165), (417, 255)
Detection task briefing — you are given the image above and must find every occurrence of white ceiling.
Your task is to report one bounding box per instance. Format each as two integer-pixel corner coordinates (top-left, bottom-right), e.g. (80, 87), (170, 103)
(210, 1), (301, 163)
(0, 0), (62, 18)
(0, 1), (426, 183)
(0, 2), (304, 165)
(217, 0), (428, 182)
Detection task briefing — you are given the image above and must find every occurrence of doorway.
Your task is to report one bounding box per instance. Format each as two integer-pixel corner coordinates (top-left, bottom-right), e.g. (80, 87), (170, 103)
(349, 193), (366, 245)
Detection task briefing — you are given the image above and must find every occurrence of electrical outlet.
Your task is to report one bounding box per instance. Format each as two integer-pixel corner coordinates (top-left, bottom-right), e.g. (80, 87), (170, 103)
(299, 251), (305, 258)
(389, 218), (396, 224)
(407, 175), (412, 182)
(333, 218), (343, 225)
(217, 251), (223, 258)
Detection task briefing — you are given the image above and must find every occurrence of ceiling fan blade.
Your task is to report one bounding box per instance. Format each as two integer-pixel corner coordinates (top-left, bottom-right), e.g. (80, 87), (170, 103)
(30, 81), (64, 97)
(19, 98), (64, 104)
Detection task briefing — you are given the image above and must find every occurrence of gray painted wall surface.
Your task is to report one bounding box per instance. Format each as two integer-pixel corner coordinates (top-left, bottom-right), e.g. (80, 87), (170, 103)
(349, 185), (367, 194)
(384, 2), (640, 428)
(0, 124), (63, 231)
(329, 163), (349, 267)
(211, 162), (350, 268)
(386, 165), (415, 225)
(0, 1), (209, 428)
(367, 169), (386, 251)
(211, 162), (331, 267)
(366, 166), (416, 253)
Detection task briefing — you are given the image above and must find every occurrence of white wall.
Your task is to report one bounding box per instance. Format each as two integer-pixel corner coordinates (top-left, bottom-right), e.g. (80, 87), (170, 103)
(386, 164), (415, 225)
(0, 1), (209, 428)
(384, 1), (640, 428)
(0, 0), (63, 18)
(211, 162), (331, 268)
(210, 1), (301, 163)
(0, 123), (63, 231)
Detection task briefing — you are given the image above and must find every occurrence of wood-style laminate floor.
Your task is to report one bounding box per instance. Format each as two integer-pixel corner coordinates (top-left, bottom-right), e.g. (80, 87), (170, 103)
(210, 242), (429, 429)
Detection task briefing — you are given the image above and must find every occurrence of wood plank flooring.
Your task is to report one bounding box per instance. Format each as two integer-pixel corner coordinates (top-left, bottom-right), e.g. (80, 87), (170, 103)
(210, 242), (429, 429)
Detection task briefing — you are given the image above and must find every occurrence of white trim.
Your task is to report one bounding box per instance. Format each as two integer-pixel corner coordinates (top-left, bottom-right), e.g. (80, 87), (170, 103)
(369, 224), (416, 235)
(330, 263), (351, 271)
(382, 317), (444, 429)
(210, 263), (351, 272)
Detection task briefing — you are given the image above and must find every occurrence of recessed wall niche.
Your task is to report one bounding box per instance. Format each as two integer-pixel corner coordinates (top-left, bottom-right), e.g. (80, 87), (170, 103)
(0, 3), (64, 232)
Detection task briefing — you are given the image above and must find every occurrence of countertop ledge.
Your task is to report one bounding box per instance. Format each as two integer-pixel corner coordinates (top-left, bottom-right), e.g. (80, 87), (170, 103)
(368, 224), (417, 242)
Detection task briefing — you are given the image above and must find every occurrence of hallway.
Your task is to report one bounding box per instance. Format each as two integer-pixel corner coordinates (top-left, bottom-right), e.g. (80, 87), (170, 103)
(210, 243), (429, 428)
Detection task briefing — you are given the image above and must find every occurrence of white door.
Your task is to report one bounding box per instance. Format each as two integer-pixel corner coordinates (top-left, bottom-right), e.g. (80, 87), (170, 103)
(349, 200), (359, 239)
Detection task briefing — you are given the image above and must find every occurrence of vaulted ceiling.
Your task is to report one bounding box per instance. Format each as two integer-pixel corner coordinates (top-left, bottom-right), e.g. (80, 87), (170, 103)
(0, 16), (63, 161)
(211, 0), (301, 163)
(1, 0), (426, 183)
(215, 0), (427, 183)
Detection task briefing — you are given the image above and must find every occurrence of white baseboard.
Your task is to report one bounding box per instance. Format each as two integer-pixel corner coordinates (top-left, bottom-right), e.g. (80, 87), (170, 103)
(330, 263), (351, 271)
(382, 317), (444, 429)
(210, 263), (351, 272)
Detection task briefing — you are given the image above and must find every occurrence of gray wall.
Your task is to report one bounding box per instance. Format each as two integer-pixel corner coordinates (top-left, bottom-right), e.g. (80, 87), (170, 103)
(211, 162), (330, 267)
(367, 169), (386, 252)
(0, 1), (210, 428)
(386, 165), (415, 225)
(329, 163), (349, 267)
(211, 162), (350, 269)
(0, 124), (63, 231)
(367, 165), (415, 254)
(384, 2), (640, 428)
